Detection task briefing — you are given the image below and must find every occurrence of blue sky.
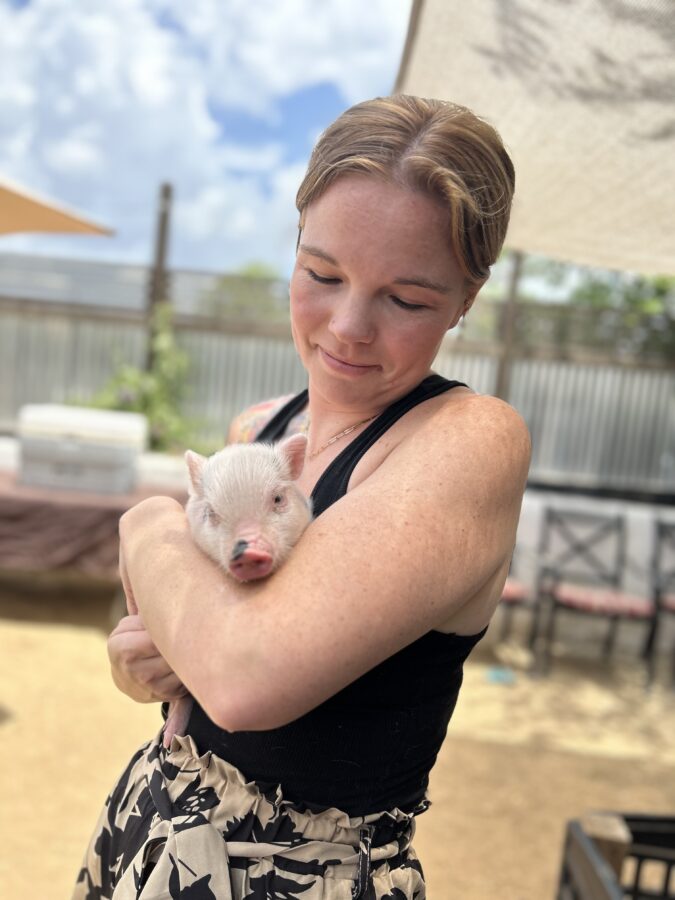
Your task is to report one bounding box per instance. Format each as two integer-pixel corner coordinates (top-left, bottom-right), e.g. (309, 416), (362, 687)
(0, 0), (413, 275)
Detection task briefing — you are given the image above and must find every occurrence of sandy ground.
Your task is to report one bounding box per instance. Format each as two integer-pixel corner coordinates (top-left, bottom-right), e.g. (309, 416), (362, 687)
(1, 580), (674, 900)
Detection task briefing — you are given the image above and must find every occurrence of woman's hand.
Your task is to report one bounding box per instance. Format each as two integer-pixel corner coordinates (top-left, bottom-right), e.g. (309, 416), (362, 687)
(111, 496), (189, 703)
(108, 614), (187, 703)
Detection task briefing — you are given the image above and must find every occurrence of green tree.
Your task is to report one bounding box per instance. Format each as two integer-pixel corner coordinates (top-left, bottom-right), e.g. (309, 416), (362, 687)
(237, 260), (282, 279)
(571, 271), (675, 315)
(90, 302), (192, 451)
(200, 261), (289, 322)
(497, 255), (675, 360)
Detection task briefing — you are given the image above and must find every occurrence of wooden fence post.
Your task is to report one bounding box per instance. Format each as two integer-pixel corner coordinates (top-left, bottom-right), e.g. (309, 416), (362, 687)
(145, 182), (173, 371)
(494, 249), (524, 401)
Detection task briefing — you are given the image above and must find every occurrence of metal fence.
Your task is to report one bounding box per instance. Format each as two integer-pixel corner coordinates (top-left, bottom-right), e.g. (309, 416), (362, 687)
(0, 293), (673, 497)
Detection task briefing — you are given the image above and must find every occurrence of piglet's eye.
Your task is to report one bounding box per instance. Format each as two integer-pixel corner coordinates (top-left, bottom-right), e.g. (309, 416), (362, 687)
(272, 492), (288, 510)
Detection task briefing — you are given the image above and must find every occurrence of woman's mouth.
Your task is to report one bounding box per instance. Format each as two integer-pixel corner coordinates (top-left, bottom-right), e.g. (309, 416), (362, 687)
(319, 347), (379, 375)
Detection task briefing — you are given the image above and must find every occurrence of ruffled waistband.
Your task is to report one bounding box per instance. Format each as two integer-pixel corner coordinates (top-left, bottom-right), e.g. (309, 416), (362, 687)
(163, 729), (427, 850)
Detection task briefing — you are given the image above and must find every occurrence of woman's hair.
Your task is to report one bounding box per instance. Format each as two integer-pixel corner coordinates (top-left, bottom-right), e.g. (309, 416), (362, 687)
(296, 94), (515, 285)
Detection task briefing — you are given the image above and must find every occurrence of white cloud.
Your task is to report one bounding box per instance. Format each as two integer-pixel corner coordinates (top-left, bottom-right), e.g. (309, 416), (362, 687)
(147, 0), (412, 114)
(0, 0), (413, 275)
(44, 136), (104, 175)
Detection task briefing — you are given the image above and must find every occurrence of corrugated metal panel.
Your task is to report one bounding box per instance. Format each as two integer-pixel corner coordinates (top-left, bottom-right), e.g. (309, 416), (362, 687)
(0, 301), (672, 494)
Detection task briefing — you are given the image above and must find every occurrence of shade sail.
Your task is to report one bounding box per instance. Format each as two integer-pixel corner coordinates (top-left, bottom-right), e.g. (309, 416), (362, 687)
(395, 0), (675, 276)
(0, 176), (113, 236)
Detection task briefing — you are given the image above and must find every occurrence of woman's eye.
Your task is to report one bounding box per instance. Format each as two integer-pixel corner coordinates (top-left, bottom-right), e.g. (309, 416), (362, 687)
(307, 268), (340, 285)
(391, 295), (426, 312)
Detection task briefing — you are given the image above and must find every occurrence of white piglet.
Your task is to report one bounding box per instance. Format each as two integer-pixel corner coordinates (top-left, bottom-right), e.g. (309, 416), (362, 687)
(163, 433), (312, 748)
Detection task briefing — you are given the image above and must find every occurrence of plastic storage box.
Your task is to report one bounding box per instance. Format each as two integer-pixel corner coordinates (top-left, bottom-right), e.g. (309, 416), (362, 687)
(558, 814), (675, 899)
(18, 404), (148, 494)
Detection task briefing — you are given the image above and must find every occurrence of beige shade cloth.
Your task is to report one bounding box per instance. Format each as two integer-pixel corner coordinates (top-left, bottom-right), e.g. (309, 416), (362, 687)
(395, 0), (675, 276)
(0, 175), (113, 236)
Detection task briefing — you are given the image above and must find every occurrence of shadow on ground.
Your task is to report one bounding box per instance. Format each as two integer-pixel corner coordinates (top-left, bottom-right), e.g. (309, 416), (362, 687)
(0, 572), (119, 632)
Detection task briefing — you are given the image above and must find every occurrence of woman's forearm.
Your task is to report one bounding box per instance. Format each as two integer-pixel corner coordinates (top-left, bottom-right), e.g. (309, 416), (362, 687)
(119, 496), (269, 727)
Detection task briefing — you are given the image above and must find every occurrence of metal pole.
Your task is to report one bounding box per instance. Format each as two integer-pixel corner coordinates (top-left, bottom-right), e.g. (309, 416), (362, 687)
(494, 249), (524, 401)
(145, 181), (173, 370)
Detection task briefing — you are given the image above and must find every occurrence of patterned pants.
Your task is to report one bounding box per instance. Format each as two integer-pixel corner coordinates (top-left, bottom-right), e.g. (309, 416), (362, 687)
(73, 729), (427, 899)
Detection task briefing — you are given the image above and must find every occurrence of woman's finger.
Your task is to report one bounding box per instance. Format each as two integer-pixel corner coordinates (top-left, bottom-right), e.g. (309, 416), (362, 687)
(153, 671), (189, 701)
(107, 619), (182, 702)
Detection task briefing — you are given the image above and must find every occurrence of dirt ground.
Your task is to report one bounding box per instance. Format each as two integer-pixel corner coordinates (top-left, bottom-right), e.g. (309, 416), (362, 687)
(1, 579), (674, 900)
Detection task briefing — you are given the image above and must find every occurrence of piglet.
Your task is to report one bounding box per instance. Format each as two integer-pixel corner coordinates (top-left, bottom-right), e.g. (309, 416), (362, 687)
(162, 433), (312, 748)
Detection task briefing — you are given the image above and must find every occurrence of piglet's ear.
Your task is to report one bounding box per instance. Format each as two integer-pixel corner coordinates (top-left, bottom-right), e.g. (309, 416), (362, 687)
(185, 450), (207, 496)
(278, 433), (308, 481)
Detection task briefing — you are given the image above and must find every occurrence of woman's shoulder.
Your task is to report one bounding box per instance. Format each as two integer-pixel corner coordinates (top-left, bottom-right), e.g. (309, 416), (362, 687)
(376, 386), (530, 490)
(227, 394), (306, 444)
(346, 385), (529, 497)
(419, 389), (531, 482)
(392, 383), (530, 452)
(439, 388), (529, 433)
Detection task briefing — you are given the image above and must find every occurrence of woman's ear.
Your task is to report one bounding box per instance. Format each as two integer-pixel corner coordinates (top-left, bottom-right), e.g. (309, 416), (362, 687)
(463, 278), (485, 315)
(448, 281), (484, 330)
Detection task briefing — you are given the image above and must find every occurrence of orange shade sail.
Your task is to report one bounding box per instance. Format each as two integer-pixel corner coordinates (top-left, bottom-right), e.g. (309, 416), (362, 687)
(0, 176), (113, 237)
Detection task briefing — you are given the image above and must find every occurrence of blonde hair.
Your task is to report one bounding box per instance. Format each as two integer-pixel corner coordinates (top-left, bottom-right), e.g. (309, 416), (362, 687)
(296, 94), (515, 285)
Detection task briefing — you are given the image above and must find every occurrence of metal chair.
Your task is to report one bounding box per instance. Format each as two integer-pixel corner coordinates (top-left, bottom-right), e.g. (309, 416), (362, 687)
(533, 508), (654, 673)
(643, 520), (675, 686)
(557, 813), (675, 900)
(499, 574), (529, 640)
(499, 565), (539, 646)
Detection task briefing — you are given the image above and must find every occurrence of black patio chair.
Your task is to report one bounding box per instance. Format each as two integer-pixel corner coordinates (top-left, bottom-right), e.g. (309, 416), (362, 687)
(498, 560), (539, 646)
(643, 520), (675, 686)
(499, 573), (530, 642)
(557, 813), (675, 900)
(533, 508), (654, 674)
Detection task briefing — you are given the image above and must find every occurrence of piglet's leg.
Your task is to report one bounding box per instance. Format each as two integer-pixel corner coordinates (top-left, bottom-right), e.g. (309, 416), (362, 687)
(163, 696), (194, 749)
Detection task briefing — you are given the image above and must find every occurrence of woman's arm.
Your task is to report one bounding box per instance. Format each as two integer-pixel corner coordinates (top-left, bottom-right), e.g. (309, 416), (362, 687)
(108, 394), (296, 703)
(121, 394), (530, 732)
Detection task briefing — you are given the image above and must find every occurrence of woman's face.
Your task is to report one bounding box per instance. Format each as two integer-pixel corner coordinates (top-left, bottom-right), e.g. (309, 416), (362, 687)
(290, 175), (480, 412)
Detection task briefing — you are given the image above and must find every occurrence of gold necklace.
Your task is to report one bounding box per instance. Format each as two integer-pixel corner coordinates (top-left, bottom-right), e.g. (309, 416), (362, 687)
(306, 414), (379, 459)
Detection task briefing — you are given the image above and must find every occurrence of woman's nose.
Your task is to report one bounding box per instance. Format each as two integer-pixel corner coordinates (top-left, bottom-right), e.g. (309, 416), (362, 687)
(328, 292), (374, 344)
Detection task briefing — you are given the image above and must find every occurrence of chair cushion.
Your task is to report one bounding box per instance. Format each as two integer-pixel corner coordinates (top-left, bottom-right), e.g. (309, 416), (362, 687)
(501, 578), (529, 603)
(555, 582), (653, 617)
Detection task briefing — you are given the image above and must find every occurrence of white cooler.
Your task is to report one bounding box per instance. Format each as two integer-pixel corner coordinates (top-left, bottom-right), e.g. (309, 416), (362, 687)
(18, 405), (148, 494)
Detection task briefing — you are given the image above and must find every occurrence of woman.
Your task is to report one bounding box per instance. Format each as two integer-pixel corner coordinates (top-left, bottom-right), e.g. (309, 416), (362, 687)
(74, 94), (530, 899)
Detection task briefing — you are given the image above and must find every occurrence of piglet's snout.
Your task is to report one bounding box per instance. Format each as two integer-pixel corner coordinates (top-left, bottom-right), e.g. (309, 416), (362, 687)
(228, 534), (275, 581)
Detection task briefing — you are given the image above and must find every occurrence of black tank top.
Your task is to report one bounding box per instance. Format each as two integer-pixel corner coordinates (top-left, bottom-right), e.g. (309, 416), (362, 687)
(187, 374), (487, 816)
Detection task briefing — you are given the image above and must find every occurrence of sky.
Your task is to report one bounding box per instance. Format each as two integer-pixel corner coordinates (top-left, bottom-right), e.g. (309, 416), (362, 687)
(0, 0), (413, 275)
